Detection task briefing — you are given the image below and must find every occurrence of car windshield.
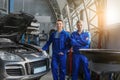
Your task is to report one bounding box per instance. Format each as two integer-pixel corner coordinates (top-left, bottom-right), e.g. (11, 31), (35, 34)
(0, 38), (13, 43)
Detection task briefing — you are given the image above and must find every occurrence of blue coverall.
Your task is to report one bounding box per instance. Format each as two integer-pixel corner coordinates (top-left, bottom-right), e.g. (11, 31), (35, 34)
(42, 30), (70, 80)
(71, 31), (91, 80)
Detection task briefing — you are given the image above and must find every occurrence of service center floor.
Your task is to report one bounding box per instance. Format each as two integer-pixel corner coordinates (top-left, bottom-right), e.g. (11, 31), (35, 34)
(41, 71), (53, 80)
(40, 70), (71, 80)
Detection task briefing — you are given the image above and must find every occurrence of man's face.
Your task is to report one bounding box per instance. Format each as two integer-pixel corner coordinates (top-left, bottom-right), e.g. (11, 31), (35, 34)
(56, 21), (63, 30)
(77, 22), (82, 30)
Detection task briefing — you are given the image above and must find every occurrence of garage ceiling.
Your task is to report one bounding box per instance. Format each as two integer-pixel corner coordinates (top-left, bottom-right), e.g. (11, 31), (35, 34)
(0, 0), (82, 19)
(48, 0), (82, 19)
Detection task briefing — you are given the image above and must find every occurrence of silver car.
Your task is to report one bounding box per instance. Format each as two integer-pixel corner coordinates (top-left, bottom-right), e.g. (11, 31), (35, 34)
(0, 13), (50, 80)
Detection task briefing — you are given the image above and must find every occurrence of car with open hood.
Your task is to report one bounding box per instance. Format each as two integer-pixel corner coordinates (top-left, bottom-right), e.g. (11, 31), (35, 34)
(0, 12), (50, 80)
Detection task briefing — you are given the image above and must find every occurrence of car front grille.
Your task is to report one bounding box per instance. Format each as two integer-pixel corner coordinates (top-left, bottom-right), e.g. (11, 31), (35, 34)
(5, 65), (24, 76)
(30, 60), (46, 67)
(25, 59), (49, 75)
(5, 59), (49, 76)
(6, 68), (23, 76)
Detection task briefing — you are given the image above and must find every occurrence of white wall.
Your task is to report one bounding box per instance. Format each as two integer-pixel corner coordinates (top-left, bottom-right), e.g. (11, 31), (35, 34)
(104, 24), (120, 49)
(13, 0), (56, 34)
(102, 0), (120, 49)
(106, 0), (120, 25)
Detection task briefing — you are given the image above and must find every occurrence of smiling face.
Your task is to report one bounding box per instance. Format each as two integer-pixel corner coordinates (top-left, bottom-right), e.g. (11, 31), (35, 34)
(56, 20), (64, 32)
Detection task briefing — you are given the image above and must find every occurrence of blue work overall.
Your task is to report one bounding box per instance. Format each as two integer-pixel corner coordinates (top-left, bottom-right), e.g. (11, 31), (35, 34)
(42, 30), (70, 80)
(71, 31), (91, 80)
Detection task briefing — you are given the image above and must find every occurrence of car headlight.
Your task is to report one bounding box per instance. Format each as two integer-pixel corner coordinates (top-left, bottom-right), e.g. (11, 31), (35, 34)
(0, 51), (24, 61)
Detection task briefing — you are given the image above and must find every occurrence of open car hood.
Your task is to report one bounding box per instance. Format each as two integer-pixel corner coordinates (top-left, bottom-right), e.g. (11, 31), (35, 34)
(0, 12), (34, 42)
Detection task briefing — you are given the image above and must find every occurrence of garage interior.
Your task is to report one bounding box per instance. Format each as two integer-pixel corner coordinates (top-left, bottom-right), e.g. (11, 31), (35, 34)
(1, 0), (120, 80)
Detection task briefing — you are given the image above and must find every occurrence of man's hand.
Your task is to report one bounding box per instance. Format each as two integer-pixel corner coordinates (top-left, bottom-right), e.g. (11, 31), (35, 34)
(42, 50), (48, 56)
(86, 37), (89, 40)
(38, 48), (43, 51)
(58, 52), (64, 55)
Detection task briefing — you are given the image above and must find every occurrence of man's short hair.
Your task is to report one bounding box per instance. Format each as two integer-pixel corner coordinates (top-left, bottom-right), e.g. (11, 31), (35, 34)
(57, 19), (63, 23)
(76, 20), (83, 24)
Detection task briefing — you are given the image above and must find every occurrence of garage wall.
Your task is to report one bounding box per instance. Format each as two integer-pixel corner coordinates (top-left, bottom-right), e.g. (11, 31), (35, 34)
(14, 0), (54, 18)
(13, 0), (56, 33)
(106, 0), (120, 25)
(0, 0), (9, 13)
(103, 24), (120, 49)
(104, 0), (120, 49)
(0, 0), (3, 8)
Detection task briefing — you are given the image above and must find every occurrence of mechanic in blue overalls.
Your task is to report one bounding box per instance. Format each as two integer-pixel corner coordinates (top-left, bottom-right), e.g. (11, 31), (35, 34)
(42, 19), (70, 80)
(71, 20), (91, 80)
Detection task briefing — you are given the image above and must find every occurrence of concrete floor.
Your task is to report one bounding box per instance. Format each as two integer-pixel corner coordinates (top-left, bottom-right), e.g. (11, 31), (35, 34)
(40, 70), (71, 80)
(40, 71), (53, 80)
